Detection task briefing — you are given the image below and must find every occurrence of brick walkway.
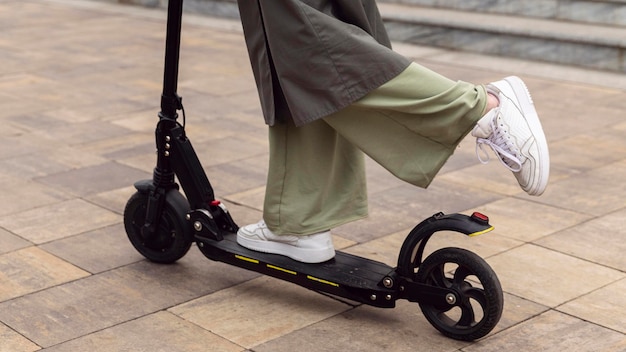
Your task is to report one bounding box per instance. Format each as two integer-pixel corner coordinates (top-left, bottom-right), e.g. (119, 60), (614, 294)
(0, 1), (624, 351)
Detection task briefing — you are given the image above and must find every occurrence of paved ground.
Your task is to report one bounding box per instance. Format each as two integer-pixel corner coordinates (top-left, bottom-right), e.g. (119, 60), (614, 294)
(1, 0), (625, 351)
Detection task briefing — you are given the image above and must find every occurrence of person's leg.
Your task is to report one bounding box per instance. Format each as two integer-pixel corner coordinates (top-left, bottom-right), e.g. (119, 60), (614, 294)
(325, 63), (549, 196)
(324, 62), (488, 188)
(263, 117), (368, 235)
(236, 117), (367, 263)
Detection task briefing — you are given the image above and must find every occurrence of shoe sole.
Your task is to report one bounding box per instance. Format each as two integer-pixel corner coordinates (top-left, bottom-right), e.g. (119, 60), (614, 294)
(236, 230), (335, 264)
(502, 76), (550, 196)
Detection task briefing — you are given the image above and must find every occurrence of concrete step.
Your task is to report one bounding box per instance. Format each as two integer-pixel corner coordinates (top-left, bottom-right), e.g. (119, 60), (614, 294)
(379, 3), (626, 72)
(379, 0), (626, 27)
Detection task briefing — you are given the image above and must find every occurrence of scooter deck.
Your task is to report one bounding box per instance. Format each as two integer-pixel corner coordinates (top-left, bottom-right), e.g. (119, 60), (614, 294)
(196, 233), (397, 307)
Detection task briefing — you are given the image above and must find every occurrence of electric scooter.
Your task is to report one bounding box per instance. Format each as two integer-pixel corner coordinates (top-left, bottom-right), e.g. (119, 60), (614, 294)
(123, 0), (504, 341)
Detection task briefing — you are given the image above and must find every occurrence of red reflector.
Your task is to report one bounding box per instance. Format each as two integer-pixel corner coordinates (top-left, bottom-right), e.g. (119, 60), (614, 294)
(471, 212), (489, 222)
(210, 200), (221, 206)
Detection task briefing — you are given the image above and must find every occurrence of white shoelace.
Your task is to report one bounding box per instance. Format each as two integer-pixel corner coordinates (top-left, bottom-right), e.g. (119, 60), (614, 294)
(475, 111), (523, 172)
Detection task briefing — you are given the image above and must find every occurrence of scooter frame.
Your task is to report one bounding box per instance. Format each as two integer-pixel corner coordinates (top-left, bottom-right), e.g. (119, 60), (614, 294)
(123, 0), (503, 341)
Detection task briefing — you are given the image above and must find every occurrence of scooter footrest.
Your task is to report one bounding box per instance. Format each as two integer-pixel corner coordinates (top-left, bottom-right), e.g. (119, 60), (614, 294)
(196, 233), (397, 307)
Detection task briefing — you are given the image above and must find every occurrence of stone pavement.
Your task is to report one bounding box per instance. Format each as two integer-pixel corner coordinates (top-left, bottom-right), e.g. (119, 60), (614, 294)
(1, 0), (625, 351)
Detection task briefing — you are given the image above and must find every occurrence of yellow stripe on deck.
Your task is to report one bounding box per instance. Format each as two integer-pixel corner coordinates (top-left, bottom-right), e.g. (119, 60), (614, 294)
(267, 264), (297, 275)
(235, 255), (259, 264)
(307, 275), (339, 287)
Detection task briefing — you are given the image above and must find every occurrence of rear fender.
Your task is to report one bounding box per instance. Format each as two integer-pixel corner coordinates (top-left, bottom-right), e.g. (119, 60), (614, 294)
(396, 212), (493, 277)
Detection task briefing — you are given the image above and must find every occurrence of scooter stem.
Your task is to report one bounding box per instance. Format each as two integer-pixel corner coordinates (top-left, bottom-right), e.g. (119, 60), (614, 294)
(155, 0), (184, 175)
(161, 0), (184, 120)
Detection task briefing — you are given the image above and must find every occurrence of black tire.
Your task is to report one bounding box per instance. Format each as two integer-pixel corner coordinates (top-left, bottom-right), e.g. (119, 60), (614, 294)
(415, 247), (503, 341)
(123, 190), (192, 263)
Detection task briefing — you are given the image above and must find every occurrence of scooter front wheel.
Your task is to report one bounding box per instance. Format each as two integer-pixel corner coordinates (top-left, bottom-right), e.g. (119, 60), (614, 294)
(123, 190), (192, 263)
(415, 247), (503, 341)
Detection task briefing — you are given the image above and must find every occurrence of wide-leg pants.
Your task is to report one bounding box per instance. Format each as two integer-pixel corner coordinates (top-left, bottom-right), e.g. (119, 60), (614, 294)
(263, 62), (488, 235)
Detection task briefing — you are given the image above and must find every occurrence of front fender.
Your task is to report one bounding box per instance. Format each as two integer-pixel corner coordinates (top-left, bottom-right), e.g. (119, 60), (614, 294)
(133, 179), (155, 194)
(396, 212), (493, 277)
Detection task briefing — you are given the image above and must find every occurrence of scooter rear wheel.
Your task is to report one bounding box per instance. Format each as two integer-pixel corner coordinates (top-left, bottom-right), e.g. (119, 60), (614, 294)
(123, 190), (192, 263)
(415, 247), (503, 341)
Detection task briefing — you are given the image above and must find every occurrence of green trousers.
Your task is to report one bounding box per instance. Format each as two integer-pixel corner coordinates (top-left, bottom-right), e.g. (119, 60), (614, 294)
(264, 62), (488, 235)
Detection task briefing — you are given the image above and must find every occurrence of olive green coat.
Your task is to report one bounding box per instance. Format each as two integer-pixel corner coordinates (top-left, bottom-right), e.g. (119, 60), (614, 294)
(237, 0), (411, 126)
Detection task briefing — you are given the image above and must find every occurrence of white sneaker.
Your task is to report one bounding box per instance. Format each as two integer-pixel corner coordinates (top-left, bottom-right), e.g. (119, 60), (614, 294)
(236, 220), (335, 263)
(472, 76), (550, 196)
